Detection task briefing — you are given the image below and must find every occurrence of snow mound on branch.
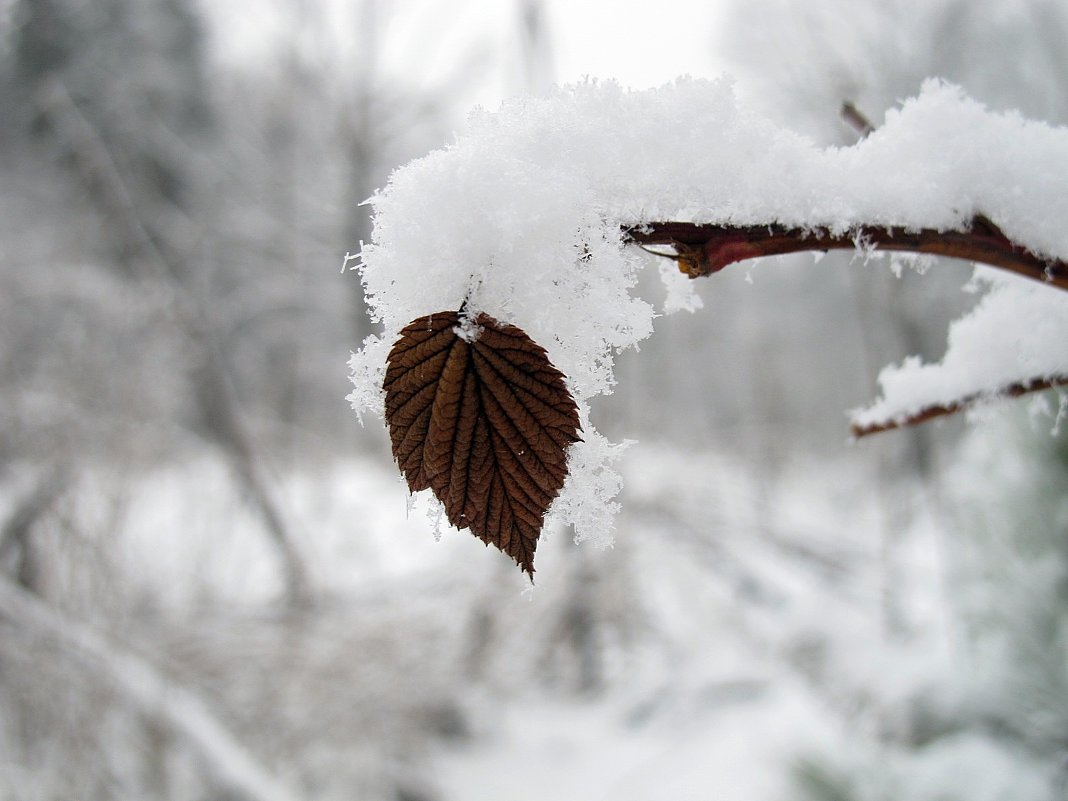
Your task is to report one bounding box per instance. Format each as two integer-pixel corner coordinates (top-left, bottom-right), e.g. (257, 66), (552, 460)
(349, 76), (1068, 545)
(852, 269), (1068, 431)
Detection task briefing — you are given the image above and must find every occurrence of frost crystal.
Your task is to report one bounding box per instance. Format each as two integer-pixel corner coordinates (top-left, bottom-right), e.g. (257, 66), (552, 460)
(452, 314), (484, 343)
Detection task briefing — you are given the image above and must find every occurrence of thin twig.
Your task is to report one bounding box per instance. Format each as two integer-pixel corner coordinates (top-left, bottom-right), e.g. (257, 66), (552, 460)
(841, 101), (876, 138)
(850, 376), (1068, 438)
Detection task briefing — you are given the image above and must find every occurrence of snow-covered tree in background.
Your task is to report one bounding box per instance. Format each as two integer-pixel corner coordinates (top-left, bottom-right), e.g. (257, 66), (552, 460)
(777, 415), (1068, 801)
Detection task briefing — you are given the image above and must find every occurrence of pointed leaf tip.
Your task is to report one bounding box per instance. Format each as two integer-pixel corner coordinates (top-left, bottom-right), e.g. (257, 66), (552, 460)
(384, 311), (581, 578)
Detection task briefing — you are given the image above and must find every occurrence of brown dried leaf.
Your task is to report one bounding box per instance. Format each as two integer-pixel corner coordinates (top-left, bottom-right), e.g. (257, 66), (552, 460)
(384, 311), (581, 578)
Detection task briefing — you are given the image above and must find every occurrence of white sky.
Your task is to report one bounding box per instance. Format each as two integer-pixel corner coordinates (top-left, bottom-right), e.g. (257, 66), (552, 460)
(202, 0), (728, 109)
(543, 0), (728, 90)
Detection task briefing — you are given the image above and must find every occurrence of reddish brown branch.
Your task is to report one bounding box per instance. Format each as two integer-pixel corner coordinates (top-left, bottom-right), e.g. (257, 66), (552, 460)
(624, 219), (1068, 436)
(624, 218), (1068, 292)
(850, 375), (1068, 438)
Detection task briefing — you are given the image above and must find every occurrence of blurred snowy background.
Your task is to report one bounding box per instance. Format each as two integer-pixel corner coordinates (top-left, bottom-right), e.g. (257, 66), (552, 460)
(1, 0), (1066, 799)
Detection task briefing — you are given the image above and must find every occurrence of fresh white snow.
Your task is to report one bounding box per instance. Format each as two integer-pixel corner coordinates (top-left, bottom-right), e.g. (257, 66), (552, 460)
(854, 268), (1068, 429)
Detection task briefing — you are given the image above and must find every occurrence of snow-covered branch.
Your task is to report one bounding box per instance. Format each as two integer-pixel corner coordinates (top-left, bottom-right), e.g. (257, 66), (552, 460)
(350, 77), (1068, 546)
(625, 217), (1068, 292)
(848, 374), (1068, 436)
(626, 217), (1068, 436)
(0, 576), (302, 801)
